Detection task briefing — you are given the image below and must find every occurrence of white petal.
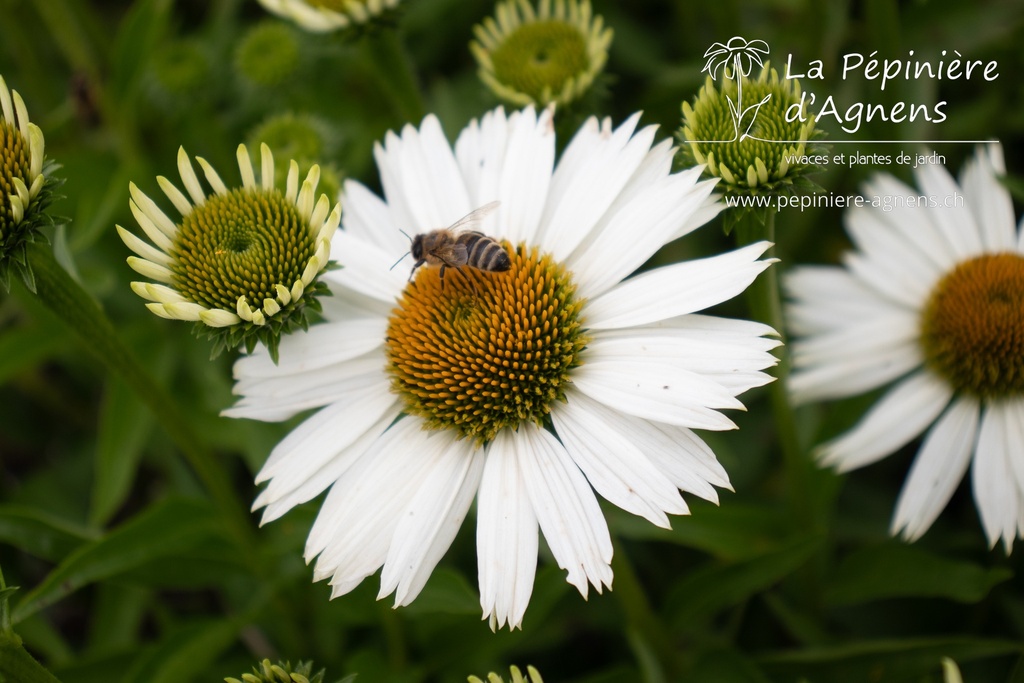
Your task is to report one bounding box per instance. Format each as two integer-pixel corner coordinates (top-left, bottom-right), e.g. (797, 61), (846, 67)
(379, 439), (484, 606)
(305, 418), (449, 594)
(176, 148), (207, 206)
(891, 395), (979, 541)
(237, 144), (257, 190)
(914, 161), (983, 260)
(455, 106), (554, 246)
(818, 370), (953, 472)
(537, 113), (654, 261)
(253, 379), (397, 485)
(785, 265), (911, 336)
(585, 242), (773, 329)
(116, 225), (172, 266)
(587, 327), (779, 396)
(256, 402), (401, 524)
(552, 391), (688, 528)
(341, 179), (408, 256)
(478, 429), (539, 631)
(128, 183), (178, 241)
(572, 359), (743, 431)
(234, 318), (387, 380)
(127, 256), (174, 283)
(972, 401), (1022, 552)
(789, 342), (922, 404)
(960, 143), (1016, 252)
(226, 351), (385, 422)
(516, 423), (613, 598)
(157, 176), (193, 216)
(861, 173), (958, 272)
(330, 231), (408, 304)
(377, 116), (471, 234)
(844, 205), (942, 306)
(1000, 399), (1024, 508)
(568, 167), (719, 298)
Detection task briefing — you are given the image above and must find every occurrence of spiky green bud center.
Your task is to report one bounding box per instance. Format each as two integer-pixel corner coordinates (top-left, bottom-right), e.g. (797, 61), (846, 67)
(679, 69), (818, 192)
(171, 188), (314, 312)
(921, 253), (1024, 398)
(490, 20), (589, 104)
(386, 243), (588, 444)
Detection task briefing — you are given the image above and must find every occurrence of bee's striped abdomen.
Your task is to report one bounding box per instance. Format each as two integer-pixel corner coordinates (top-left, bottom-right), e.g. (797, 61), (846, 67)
(460, 232), (511, 272)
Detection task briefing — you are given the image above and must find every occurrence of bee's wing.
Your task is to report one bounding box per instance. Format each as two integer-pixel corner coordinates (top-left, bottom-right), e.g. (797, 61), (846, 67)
(447, 200), (501, 234)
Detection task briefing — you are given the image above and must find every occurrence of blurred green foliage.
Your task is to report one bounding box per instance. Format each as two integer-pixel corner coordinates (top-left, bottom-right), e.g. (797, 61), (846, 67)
(2, 0), (1024, 681)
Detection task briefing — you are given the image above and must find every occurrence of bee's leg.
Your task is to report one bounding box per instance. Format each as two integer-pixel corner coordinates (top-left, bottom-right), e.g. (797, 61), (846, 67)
(453, 266), (478, 297)
(408, 260), (424, 282)
(439, 265), (446, 291)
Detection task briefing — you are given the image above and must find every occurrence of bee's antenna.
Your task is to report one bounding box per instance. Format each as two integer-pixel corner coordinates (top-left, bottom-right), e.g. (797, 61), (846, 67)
(389, 251), (410, 271)
(389, 229), (416, 271)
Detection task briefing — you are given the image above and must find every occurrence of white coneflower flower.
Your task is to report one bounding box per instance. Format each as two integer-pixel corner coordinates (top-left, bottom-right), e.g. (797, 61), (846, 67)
(117, 143), (340, 361)
(256, 0), (400, 33)
(226, 105), (778, 630)
(471, 0), (613, 107)
(0, 74), (53, 291)
(787, 143), (1024, 551)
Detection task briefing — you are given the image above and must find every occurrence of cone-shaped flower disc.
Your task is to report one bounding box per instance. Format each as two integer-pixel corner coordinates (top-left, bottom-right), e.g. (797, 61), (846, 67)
(471, 0), (612, 107)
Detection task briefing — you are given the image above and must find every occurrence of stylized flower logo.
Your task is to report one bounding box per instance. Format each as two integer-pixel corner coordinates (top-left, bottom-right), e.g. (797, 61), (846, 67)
(702, 36), (771, 140)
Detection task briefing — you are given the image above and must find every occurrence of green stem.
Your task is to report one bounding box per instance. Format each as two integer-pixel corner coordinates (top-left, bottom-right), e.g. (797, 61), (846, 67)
(0, 633), (63, 683)
(0, 567), (62, 683)
(611, 540), (685, 680)
(25, 244), (252, 543)
(362, 28), (426, 124)
(733, 210), (812, 528)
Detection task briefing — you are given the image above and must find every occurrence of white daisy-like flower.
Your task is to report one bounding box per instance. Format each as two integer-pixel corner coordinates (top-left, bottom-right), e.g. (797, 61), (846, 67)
(226, 105), (779, 630)
(786, 143), (1024, 551)
(256, 0), (400, 33)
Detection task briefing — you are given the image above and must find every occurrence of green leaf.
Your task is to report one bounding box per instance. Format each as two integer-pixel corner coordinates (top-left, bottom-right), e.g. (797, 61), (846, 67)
(825, 543), (1013, 606)
(607, 501), (791, 561)
(0, 505), (96, 562)
(403, 567), (479, 616)
(757, 637), (1024, 683)
(12, 498), (226, 624)
(666, 537), (820, 631)
(90, 376), (155, 527)
(120, 619), (240, 683)
(0, 324), (70, 387)
(109, 0), (173, 99)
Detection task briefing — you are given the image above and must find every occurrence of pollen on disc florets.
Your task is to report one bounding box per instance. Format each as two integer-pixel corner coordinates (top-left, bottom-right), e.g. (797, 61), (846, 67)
(386, 242), (588, 444)
(117, 143), (340, 362)
(0, 74), (56, 292)
(677, 66), (822, 196)
(471, 0), (613, 108)
(920, 253), (1024, 399)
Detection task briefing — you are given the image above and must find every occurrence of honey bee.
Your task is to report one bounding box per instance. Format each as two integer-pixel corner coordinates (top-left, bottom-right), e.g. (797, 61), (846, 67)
(399, 201), (511, 288)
